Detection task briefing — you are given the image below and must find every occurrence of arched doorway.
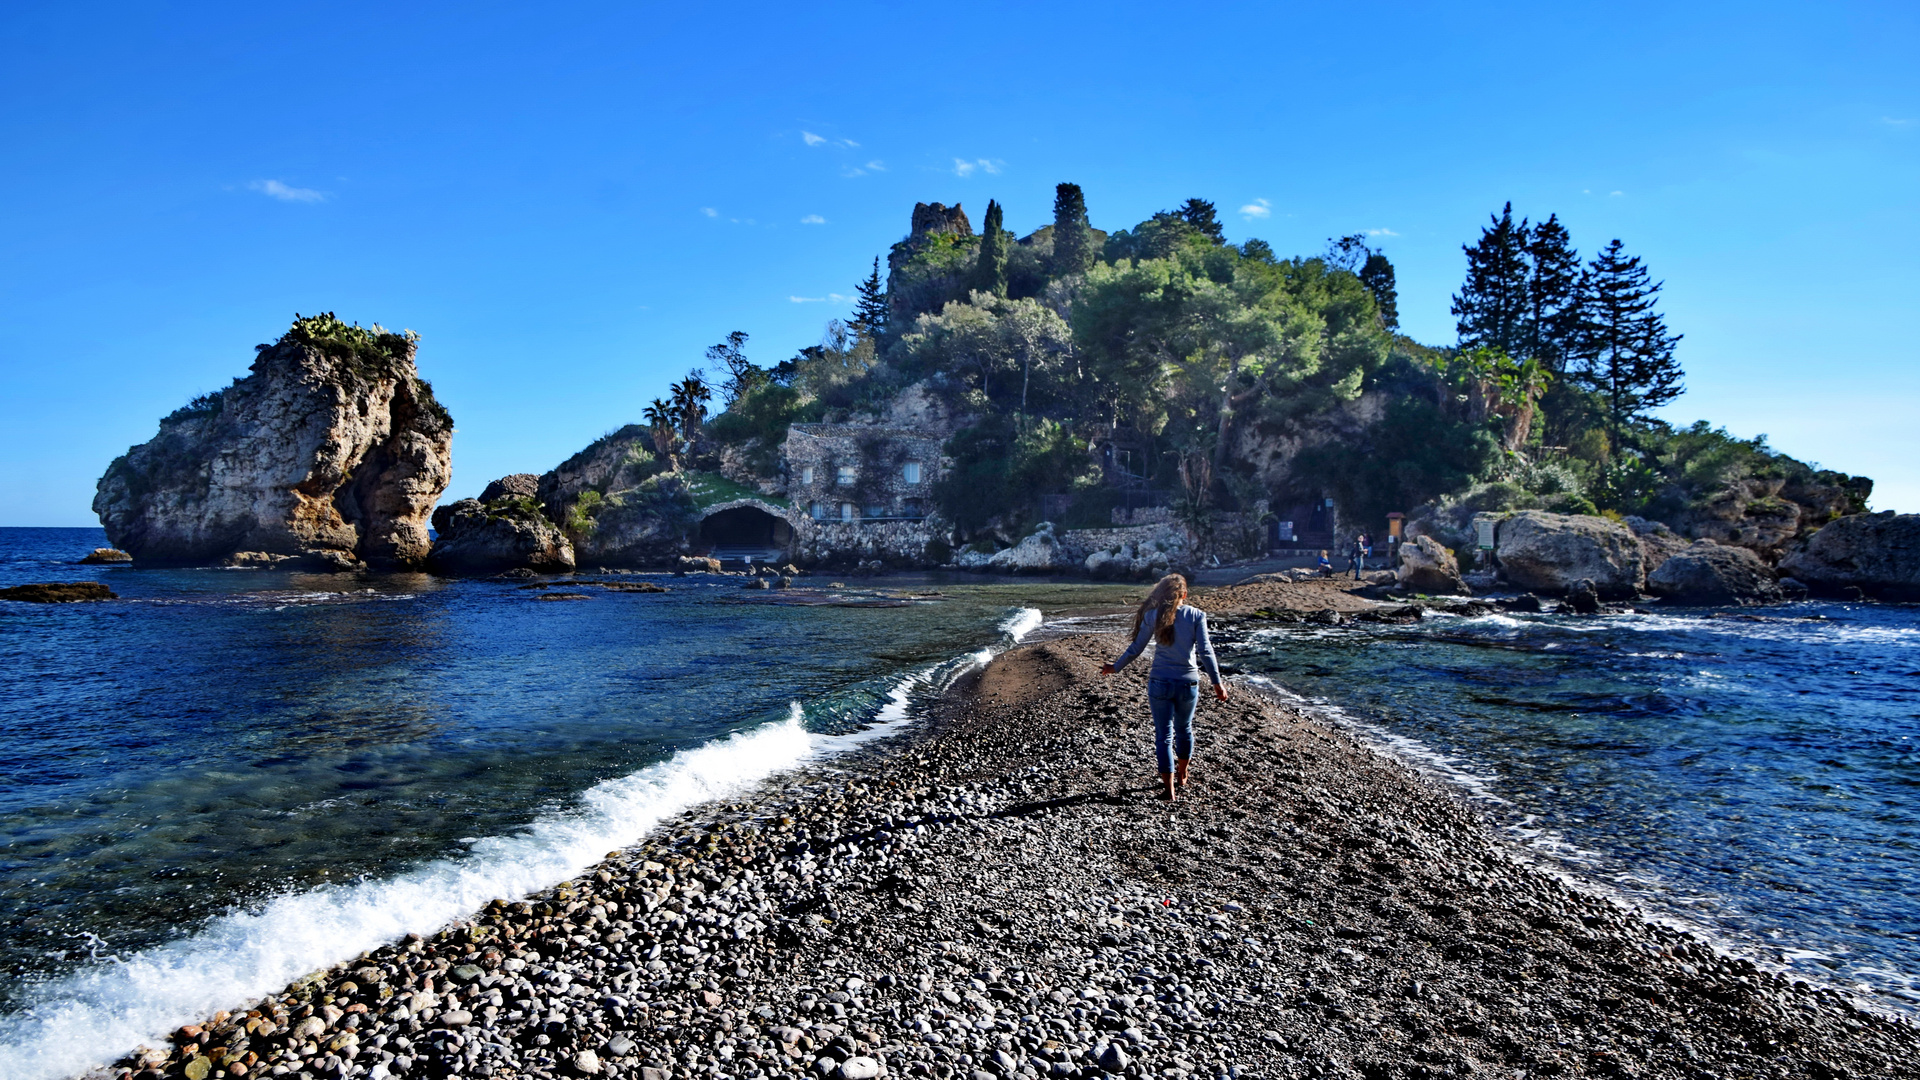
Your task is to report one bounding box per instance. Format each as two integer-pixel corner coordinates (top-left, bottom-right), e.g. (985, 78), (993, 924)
(698, 504), (792, 566)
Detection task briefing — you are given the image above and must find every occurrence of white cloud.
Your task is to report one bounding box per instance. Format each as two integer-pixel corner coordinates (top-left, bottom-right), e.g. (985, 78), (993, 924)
(1609, 190), (1625, 197)
(700, 207), (719, 217)
(1882, 117), (1914, 127)
(789, 293), (852, 304)
(800, 214), (826, 225)
(1239, 198), (1271, 220)
(865, 160), (886, 172)
(951, 158), (1003, 178)
(1367, 227), (1399, 237)
(250, 179), (326, 203)
(802, 131), (827, 146)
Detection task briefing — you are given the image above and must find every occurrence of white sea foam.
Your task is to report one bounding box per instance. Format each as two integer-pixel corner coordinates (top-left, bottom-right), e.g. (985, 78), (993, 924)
(0, 606), (1051, 1080)
(0, 718), (815, 1080)
(998, 606), (1044, 642)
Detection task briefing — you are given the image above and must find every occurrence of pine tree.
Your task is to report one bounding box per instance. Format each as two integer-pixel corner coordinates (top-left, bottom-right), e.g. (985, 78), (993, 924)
(1050, 183), (1095, 277)
(971, 199), (1009, 298)
(1178, 198), (1225, 244)
(708, 331), (760, 408)
(1359, 252), (1399, 330)
(851, 257), (888, 340)
(1570, 239), (1684, 439)
(1451, 202), (1532, 356)
(1524, 214), (1583, 372)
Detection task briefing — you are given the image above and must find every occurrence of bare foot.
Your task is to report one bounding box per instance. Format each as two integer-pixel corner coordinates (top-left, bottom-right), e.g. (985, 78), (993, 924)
(1175, 760), (1190, 787)
(1160, 772), (1176, 801)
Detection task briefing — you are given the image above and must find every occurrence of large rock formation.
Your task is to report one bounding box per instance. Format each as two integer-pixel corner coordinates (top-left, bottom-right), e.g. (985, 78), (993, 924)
(428, 488), (575, 575)
(1494, 511), (1645, 599)
(1647, 541), (1779, 605)
(987, 523), (1070, 574)
(1779, 512), (1920, 600)
(1397, 535), (1468, 595)
(93, 315), (452, 568)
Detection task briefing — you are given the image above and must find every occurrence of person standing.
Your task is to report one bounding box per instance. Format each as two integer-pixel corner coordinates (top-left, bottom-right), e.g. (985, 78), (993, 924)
(1100, 574), (1228, 801)
(1348, 534), (1367, 580)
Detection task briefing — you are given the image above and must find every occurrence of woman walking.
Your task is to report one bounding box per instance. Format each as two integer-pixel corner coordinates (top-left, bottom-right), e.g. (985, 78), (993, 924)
(1100, 573), (1228, 801)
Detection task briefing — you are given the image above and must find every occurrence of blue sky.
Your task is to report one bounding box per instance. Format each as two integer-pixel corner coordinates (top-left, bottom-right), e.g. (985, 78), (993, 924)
(2, 1), (1915, 525)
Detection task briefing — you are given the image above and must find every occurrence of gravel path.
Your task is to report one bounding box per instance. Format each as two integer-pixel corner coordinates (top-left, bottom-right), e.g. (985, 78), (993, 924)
(104, 623), (1917, 1080)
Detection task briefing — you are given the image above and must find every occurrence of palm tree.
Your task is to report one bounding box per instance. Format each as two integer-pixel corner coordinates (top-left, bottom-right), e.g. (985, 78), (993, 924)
(643, 398), (678, 469)
(670, 374), (713, 443)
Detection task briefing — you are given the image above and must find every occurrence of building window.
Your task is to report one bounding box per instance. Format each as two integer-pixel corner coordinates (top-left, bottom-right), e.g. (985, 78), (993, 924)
(809, 502), (824, 520)
(801, 466), (815, 485)
(902, 498), (925, 519)
(839, 502), (855, 522)
(902, 462), (922, 485)
(865, 504), (887, 520)
(836, 466), (856, 486)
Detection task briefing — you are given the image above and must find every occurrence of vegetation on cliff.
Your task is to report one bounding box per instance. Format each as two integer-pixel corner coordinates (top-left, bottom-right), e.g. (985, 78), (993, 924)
(567, 186), (1868, 558)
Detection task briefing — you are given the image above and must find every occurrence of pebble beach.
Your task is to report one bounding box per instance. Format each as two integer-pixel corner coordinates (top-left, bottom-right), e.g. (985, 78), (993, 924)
(86, 587), (1920, 1080)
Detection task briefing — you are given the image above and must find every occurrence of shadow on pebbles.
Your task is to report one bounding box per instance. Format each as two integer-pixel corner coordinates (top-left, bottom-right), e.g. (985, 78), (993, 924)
(110, 638), (1916, 1080)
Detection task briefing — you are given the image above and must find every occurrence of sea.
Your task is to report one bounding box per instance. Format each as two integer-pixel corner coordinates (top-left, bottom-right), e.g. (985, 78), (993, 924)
(1, 527), (1916, 1078)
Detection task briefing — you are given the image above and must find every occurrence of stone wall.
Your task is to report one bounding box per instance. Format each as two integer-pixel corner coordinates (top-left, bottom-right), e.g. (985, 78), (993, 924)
(792, 518), (947, 568)
(784, 423), (946, 523)
(1060, 523), (1188, 562)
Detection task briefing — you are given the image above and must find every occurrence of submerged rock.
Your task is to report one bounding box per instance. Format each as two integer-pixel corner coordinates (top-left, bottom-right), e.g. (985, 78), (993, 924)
(1648, 540), (1779, 604)
(93, 315), (452, 569)
(0, 582), (116, 603)
(1494, 511), (1644, 599)
(1396, 535), (1468, 595)
(78, 548), (132, 564)
(1779, 511), (1920, 600)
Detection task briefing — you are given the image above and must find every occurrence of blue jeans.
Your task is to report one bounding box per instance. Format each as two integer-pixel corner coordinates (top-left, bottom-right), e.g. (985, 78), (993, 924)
(1147, 677), (1198, 775)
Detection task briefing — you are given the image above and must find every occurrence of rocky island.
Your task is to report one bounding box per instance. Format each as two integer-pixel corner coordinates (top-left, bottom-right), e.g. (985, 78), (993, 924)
(93, 314), (452, 571)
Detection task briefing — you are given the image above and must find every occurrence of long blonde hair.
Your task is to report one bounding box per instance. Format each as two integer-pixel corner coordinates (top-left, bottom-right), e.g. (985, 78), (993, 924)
(1130, 573), (1188, 647)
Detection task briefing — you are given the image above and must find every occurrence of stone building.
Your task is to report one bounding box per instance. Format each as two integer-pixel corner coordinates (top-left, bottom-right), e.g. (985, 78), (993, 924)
(782, 423), (950, 566)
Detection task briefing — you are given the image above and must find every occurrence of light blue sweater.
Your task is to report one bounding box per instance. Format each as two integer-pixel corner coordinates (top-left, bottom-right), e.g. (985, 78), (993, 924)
(1112, 604), (1222, 685)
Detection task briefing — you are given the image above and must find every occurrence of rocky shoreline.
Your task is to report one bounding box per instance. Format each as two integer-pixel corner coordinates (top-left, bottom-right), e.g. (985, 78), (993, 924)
(90, 601), (1917, 1080)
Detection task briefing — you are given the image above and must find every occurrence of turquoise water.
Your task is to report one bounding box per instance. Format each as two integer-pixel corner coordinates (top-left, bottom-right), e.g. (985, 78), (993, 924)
(0, 527), (1130, 1080)
(1223, 603), (1920, 1014)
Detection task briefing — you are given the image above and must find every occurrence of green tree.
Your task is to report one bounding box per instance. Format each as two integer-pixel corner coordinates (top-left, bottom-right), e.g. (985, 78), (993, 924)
(970, 199), (1009, 298)
(642, 398), (678, 467)
(669, 372), (713, 441)
(1324, 234), (1371, 272)
(1179, 198), (1225, 244)
(1570, 239), (1684, 440)
(851, 257), (889, 340)
(708, 331), (762, 408)
(1050, 183), (1095, 277)
(1523, 214), (1583, 372)
(1359, 252), (1399, 330)
(1451, 202), (1532, 356)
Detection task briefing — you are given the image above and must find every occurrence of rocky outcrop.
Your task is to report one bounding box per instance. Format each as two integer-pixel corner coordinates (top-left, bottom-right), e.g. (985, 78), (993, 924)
(1647, 541), (1780, 605)
(986, 523), (1070, 574)
(676, 556), (723, 574)
(93, 315), (452, 569)
(1624, 516), (1689, 578)
(1397, 535), (1468, 595)
(1678, 473), (1872, 558)
(1494, 511), (1645, 599)
(1779, 512), (1920, 600)
(428, 491), (574, 575)
(79, 548), (132, 564)
(1084, 541), (1173, 581)
(480, 473), (540, 503)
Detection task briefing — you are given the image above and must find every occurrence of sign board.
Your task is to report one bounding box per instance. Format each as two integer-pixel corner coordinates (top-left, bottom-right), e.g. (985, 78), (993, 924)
(1475, 518), (1497, 550)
